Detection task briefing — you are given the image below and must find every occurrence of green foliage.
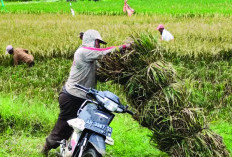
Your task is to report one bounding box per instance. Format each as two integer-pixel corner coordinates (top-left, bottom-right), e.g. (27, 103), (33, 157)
(172, 60), (232, 112)
(0, 93), (58, 134)
(107, 114), (167, 157)
(0, 59), (71, 101)
(210, 121), (232, 154)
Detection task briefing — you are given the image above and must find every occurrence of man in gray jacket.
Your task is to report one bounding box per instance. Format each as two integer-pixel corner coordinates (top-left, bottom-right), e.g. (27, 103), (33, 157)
(42, 30), (130, 156)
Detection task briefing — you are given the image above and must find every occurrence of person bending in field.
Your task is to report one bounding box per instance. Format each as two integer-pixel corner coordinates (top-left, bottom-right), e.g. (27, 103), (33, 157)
(6, 45), (35, 67)
(41, 29), (131, 156)
(157, 24), (174, 42)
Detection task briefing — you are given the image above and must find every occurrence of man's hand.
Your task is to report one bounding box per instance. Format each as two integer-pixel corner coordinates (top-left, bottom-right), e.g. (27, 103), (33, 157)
(122, 37), (134, 50)
(122, 43), (132, 50)
(125, 43), (132, 49)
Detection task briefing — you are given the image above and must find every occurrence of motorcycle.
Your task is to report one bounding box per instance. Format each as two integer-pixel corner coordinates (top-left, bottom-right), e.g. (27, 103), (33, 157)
(57, 84), (134, 157)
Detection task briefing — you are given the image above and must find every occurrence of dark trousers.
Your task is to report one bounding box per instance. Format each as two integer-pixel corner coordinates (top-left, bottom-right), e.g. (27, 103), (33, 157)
(46, 90), (85, 149)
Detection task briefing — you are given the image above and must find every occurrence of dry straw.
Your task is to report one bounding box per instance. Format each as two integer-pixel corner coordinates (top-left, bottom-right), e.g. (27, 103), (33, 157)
(97, 32), (229, 156)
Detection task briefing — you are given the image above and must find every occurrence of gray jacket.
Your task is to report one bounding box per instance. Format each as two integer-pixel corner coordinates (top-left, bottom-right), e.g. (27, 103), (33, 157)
(65, 30), (117, 99)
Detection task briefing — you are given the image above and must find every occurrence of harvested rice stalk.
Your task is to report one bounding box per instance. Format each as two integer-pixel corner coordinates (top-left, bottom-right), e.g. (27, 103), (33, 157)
(97, 32), (230, 156)
(125, 62), (176, 108)
(169, 130), (229, 157)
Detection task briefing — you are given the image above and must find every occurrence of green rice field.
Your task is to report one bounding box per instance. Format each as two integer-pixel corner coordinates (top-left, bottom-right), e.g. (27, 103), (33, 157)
(0, 0), (232, 156)
(1, 0), (232, 16)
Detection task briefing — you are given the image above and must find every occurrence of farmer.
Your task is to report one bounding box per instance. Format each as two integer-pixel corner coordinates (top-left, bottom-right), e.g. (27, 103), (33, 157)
(157, 24), (174, 42)
(6, 45), (35, 67)
(41, 29), (131, 156)
(123, 0), (134, 16)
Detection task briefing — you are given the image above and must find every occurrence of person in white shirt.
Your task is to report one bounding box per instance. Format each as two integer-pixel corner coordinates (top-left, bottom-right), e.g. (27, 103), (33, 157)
(157, 24), (174, 41)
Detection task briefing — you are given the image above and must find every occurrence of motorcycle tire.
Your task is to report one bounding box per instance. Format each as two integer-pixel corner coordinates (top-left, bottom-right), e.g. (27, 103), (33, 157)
(82, 148), (102, 157)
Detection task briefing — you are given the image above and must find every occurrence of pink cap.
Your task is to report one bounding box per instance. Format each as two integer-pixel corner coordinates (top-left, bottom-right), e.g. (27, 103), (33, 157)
(157, 24), (164, 30)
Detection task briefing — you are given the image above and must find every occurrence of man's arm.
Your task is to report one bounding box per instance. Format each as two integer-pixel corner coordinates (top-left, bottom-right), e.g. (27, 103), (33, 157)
(82, 45), (128, 62)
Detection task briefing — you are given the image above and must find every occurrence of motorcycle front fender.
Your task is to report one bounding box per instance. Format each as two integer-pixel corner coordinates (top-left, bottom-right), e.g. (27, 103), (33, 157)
(89, 134), (106, 155)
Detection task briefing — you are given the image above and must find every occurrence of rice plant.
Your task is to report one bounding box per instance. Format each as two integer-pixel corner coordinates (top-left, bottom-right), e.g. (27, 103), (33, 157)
(0, 14), (232, 156)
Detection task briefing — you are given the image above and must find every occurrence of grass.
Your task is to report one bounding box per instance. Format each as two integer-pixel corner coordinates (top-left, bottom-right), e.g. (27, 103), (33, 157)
(107, 114), (167, 157)
(0, 59), (71, 101)
(174, 61), (232, 112)
(0, 93), (58, 134)
(1, 0), (232, 16)
(210, 121), (232, 154)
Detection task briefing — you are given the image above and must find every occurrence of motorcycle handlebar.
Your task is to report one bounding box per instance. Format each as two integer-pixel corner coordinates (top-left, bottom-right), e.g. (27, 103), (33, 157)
(75, 84), (134, 115)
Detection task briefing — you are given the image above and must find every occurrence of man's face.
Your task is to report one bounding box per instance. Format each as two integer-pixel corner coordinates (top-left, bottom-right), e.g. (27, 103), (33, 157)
(79, 32), (84, 40)
(95, 39), (101, 48)
(8, 49), (14, 54)
(158, 28), (164, 34)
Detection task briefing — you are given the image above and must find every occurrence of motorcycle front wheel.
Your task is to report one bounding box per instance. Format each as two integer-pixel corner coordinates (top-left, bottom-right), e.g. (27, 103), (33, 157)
(82, 148), (102, 157)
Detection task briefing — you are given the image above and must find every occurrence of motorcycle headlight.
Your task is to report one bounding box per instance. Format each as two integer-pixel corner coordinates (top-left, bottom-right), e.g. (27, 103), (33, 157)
(103, 97), (118, 112)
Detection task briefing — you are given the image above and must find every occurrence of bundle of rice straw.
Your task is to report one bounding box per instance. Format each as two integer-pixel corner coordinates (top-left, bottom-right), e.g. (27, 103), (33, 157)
(97, 33), (229, 156)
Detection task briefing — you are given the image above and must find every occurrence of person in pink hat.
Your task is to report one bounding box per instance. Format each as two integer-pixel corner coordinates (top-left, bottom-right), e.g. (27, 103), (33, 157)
(157, 24), (174, 41)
